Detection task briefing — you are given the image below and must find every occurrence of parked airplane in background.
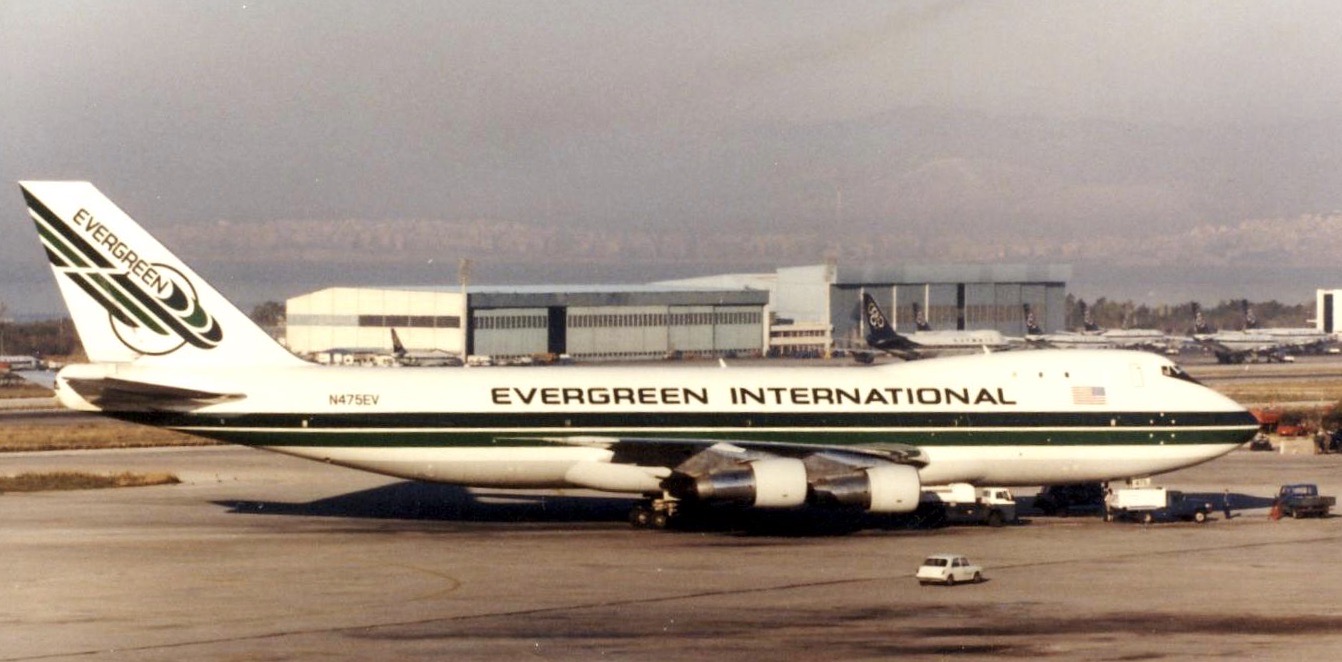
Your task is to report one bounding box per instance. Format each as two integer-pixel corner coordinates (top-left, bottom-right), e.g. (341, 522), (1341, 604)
(390, 328), (463, 367)
(856, 293), (1011, 361)
(1189, 302), (1331, 364)
(1025, 302), (1174, 353)
(1237, 300), (1333, 348)
(1022, 304), (1114, 349)
(19, 181), (1259, 529)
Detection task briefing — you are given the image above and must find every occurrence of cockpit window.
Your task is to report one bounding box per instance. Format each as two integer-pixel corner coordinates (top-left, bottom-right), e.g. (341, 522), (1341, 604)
(1161, 364), (1203, 385)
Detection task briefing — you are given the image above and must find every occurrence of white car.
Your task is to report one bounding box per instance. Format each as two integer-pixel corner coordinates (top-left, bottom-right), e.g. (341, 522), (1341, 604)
(916, 554), (984, 586)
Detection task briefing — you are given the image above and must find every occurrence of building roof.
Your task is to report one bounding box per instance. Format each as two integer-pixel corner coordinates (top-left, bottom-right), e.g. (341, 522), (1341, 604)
(836, 263), (1071, 285)
(310, 284), (769, 308)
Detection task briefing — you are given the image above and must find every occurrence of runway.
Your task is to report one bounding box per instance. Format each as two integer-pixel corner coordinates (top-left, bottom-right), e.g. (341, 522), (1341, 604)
(4, 446), (1342, 659)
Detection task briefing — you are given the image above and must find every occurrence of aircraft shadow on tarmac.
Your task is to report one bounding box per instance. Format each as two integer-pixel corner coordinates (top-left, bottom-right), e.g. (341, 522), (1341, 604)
(214, 485), (1287, 532)
(213, 482), (908, 535)
(1187, 491), (1280, 513)
(214, 482), (635, 524)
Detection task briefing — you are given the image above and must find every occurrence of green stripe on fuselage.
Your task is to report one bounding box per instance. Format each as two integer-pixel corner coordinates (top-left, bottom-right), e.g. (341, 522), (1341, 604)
(164, 426), (1254, 449)
(111, 409), (1259, 449)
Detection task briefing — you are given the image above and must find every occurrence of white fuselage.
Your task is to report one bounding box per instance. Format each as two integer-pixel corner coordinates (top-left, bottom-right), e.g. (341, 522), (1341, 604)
(56, 349), (1257, 492)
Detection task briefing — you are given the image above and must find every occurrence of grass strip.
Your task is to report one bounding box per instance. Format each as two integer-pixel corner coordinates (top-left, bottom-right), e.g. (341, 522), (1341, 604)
(0, 384), (56, 399)
(0, 421), (217, 452)
(0, 471), (180, 492)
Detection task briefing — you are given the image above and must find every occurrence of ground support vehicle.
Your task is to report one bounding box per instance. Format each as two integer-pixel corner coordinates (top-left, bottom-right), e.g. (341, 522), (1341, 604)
(916, 554), (984, 586)
(1033, 482), (1105, 516)
(1105, 487), (1212, 524)
(921, 484), (1018, 527)
(1274, 484), (1334, 519)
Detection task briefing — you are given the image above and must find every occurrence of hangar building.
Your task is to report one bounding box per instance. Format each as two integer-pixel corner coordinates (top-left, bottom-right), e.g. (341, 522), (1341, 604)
(661, 263), (1071, 357)
(1317, 289), (1342, 334)
(286, 285), (769, 362)
(286, 263), (1068, 362)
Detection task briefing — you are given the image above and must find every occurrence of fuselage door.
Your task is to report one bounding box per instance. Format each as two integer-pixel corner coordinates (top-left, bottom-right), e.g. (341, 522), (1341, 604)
(1129, 362), (1145, 388)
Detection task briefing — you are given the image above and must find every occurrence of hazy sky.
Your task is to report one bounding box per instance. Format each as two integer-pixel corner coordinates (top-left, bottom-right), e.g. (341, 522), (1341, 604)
(6, 1), (1342, 316)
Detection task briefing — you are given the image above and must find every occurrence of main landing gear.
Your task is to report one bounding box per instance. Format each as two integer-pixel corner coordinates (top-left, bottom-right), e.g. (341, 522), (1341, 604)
(629, 497), (680, 530)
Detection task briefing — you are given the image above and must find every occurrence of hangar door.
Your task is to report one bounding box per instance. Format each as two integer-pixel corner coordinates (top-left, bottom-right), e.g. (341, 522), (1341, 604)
(471, 308), (549, 358)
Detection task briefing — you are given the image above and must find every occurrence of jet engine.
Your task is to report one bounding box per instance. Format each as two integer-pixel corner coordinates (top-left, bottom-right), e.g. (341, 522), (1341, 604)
(682, 457), (809, 508)
(809, 463), (921, 513)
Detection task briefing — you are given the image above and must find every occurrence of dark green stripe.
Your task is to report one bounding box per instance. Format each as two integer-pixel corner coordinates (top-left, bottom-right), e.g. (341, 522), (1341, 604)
(84, 272), (169, 334)
(36, 222), (90, 268)
(22, 189), (114, 268)
(62, 272), (138, 327)
(115, 409), (1259, 431)
(115, 409), (1258, 449)
(110, 273), (214, 347)
(170, 427), (1254, 449)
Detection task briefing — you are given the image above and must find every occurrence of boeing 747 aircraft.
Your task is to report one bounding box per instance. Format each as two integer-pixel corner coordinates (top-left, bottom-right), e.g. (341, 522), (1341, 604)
(1025, 302), (1174, 352)
(857, 293), (1012, 361)
(19, 181), (1258, 529)
(1190, 302), (1332, 364)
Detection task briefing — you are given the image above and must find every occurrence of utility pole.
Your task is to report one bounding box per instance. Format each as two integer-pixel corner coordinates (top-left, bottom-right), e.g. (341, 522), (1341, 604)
(458, 259), (472, 357)
(0, 300), (8, 355)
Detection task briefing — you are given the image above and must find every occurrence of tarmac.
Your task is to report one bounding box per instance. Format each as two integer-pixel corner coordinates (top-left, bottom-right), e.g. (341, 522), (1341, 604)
(4, 445), (1342, 660)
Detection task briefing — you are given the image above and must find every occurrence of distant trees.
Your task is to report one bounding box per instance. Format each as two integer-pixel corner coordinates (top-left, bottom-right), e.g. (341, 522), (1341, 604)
(0, 318), (81, 358)
(250, 301), (286, 327)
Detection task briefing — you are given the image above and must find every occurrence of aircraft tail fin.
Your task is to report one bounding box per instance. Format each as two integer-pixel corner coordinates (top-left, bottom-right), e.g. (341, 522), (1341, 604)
(19, 181), (305, 367)
(861, 293), (909, 352)
(1023, 304), (1043, 336)
(1190, 302), (1216, 335)
(1079, 300), (1101, 333)
(391, 328), (407, 357)
(911, 302), (932, 331)
(1242, 299), (1257, 330)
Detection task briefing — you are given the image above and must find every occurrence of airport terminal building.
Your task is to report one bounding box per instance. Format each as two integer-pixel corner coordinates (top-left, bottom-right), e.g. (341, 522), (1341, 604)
(286, 263), (1069, 362)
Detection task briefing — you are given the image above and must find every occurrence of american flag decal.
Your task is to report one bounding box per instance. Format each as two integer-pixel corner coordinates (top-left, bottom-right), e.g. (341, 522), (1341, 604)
(1072, 386), (1107, 405)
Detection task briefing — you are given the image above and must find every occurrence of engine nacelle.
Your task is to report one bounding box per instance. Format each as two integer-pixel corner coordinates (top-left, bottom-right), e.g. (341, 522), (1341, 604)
(688, 457), (808, 508)
(810, 463), (921, 513)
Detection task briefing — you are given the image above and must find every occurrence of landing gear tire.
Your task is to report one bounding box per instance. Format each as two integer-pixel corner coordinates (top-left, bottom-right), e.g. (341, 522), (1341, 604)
(651, 511), (670, 530)
(629, 505), (653, 528)
(631, 498), (682, 530)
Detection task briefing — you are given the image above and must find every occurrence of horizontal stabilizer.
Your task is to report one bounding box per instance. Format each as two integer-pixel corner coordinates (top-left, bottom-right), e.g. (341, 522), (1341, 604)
(9, 370), (57, 390)
(64, 377), (245, 410)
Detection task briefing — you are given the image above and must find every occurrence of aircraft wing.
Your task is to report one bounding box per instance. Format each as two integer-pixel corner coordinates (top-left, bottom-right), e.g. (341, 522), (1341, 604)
(517, 434), (929, 469)
(63, 377), (246, 411)
(516, 434), (929, 509)
(1192, 337), (1238, 357)
(1024, 336), (1057, 349)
